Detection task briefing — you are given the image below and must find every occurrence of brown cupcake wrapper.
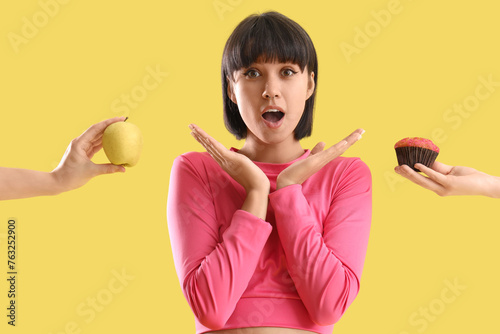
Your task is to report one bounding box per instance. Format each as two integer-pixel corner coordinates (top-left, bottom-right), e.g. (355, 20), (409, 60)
(395, 147), (439, 172)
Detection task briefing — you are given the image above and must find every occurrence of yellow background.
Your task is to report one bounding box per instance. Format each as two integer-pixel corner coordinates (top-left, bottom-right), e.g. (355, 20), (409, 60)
(1, 0), (499, 333)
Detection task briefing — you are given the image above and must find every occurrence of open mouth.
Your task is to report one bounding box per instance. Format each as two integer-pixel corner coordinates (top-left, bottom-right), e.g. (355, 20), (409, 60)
(262, 109), (285, 123)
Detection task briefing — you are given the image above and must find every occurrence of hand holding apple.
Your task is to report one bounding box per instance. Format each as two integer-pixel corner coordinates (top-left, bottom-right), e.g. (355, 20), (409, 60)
(50, 117), (127, 194)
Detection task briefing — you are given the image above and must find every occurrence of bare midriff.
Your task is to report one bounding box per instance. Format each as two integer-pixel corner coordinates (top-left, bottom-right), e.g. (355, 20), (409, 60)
(206, 327), (318, 334)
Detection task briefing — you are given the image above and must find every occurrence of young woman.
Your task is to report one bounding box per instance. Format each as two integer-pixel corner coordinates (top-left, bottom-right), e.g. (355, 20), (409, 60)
(167, 11), (372, 334)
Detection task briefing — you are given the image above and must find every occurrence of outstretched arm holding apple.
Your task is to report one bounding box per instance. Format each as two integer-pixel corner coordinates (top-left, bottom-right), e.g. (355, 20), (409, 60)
(0, 117), (126, 201)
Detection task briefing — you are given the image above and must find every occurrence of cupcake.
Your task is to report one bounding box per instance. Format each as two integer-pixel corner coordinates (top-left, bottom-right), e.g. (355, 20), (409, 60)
(394, 137), (439, 172)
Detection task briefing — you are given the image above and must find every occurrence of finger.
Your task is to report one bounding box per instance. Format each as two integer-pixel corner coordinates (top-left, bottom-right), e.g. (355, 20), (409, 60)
(190, 131), (212, 153)
(189, 124), (228, 160)
(310, 142), (326, 155)
(299, 129), (363, 175)
(190, 129), (215, 155)
(92, 163), (126, 176)
(203, 136), (227, 162)
(343, 128), (364, 145)
(78, 117), (127, 144)
(414, 163), (447, 185)
(88, 143), (103, 159)
(189, 123), (213, 141)
(87, 134), (102, 149)
(189, 124), (224, 150)
(90, 132), (104, 145)
(190, 127), (241, 174)
(190, 130), (205, 147)
(82, 134), (104, 156)
(190, 130), (225, 164)
(192, 129), (215, 151)
(324, 128), (364, 158)
(430, 161), (453, 175)
(83, 135), (104, 157)
(395, 164), (445, 194)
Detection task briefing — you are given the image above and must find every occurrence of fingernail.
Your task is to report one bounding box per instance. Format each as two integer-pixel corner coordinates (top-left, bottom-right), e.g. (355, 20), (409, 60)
(188, 124), (194, 130)
(357, 134), (362, 140)
(360, 129), (365, 135)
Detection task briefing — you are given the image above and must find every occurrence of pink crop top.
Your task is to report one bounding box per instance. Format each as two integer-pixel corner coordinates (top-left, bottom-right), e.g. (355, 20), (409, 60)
(167, 149), (372, 333)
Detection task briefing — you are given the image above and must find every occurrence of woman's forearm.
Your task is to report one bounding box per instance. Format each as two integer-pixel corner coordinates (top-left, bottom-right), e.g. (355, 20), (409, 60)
(241, 188), (269, 220)
(0, 167), (63, 200)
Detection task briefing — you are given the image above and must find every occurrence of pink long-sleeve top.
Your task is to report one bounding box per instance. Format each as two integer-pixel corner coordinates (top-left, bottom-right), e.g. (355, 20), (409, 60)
(167, 148), (372, 334)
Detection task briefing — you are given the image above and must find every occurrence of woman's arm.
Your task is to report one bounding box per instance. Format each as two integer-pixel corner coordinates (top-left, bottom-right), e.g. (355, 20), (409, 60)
(167, 154), (272, 329)
(269, 159), (372, 326)
(0, 117), (126, 201)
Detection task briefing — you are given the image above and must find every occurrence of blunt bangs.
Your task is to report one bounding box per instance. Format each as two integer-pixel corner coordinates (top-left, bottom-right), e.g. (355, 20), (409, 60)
(223, 13), (313, 79)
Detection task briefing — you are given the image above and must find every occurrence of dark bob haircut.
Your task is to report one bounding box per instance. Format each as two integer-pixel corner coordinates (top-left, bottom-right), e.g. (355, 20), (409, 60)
(221, 11), (318, 140)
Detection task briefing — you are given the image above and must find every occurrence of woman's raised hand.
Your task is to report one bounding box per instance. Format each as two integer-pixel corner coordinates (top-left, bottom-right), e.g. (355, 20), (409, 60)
(189, 124), (270, 195)
(190, 124), (271, 219)
(276, 129), (364, 190)
(395, 161), (500, 198)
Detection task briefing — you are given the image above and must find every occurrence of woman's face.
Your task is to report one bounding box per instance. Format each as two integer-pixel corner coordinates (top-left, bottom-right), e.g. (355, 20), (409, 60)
(228, 60), (315, 145)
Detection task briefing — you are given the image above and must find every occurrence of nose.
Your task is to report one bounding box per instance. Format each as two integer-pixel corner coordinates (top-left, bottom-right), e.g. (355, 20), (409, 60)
(262, 75), (281, 99)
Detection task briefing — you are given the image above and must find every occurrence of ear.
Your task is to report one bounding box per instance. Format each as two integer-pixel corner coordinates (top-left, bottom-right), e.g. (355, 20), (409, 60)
(306, 71), (315, 100)
(227, 77), (237, 104)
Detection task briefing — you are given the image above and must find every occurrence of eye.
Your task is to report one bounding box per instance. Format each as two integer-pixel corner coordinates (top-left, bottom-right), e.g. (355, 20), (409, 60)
(282, 68), (298, 77)
(242, 69), (260, 78)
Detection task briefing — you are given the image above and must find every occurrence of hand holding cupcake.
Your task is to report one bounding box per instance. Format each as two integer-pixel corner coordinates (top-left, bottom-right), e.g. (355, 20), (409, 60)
(394, 137), (500, 198)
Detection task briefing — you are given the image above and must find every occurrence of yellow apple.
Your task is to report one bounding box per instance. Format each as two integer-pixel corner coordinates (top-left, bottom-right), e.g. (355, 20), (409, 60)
(102, 120), (143, 167)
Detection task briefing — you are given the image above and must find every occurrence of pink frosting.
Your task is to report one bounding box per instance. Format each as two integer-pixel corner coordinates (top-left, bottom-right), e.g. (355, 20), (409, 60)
(394, 137), (440, 152)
